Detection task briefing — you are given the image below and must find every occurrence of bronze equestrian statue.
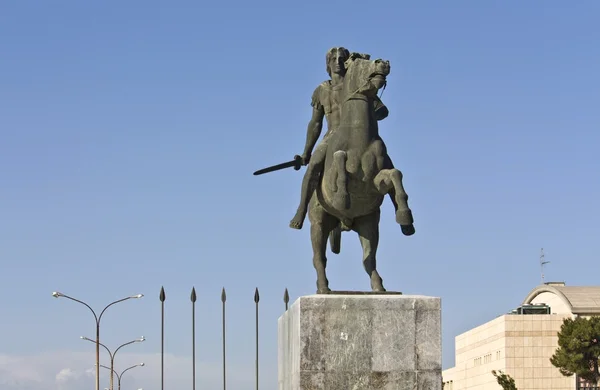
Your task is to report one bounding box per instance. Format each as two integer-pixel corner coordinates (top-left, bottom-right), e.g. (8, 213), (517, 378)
(254, 49), (415, 293)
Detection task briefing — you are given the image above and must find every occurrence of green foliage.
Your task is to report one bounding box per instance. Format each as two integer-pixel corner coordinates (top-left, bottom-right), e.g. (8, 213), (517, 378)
(550, 316), (600, 384)
(491, 370), (518, 390)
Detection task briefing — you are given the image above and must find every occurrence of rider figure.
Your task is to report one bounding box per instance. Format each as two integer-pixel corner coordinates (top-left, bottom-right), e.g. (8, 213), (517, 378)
(289, 47), (390, 230)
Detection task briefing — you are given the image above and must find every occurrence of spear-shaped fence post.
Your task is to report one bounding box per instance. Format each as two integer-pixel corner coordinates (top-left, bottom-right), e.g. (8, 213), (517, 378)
(160, 286), (166, 390)
(191, 287), (197, 390)
(283, 288), (289, 311)
(254, 288), (260, 390)
(221, 287), (227, 390)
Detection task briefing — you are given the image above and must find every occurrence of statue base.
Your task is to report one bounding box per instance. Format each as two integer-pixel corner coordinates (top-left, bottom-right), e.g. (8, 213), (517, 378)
(278, 294), (441, 390)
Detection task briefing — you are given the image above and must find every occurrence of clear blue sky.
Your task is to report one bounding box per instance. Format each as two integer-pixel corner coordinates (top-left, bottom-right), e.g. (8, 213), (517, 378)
(1, 1), (599, 389)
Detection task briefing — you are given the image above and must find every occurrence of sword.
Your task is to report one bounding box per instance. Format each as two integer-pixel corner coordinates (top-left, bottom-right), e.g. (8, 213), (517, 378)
(253, 155), (304, 176)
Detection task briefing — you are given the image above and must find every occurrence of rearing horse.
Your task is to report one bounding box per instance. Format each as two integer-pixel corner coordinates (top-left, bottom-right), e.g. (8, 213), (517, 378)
(307, 53), (414, 294)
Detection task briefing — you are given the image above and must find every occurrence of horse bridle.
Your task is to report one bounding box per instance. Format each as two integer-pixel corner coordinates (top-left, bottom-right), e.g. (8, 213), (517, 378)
(342, 72), (387, 105)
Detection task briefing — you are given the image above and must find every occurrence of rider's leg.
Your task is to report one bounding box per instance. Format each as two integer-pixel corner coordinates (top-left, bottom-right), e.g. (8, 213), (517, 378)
(289, 145), (327, 230)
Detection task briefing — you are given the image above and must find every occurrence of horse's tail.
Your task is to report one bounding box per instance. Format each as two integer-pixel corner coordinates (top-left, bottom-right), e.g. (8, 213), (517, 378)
(329, 223), (342, 254)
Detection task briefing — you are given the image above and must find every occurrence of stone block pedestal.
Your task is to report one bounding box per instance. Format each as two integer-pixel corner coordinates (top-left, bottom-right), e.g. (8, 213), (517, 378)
(278, 294), (441, 390)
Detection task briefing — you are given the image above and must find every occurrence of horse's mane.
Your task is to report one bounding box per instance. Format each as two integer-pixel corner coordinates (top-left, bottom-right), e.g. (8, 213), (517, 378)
(345, 52), (371, 69)
(350, 52), (371, 60)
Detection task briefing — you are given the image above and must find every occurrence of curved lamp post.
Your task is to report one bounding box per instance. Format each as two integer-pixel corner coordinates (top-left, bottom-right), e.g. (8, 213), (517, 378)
(101, 363), (145, 390)
(52, 291), (143, 390)
(82, 336), (145, 390)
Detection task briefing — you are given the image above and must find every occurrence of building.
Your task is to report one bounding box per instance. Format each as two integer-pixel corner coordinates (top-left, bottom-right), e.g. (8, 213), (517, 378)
(442, 282), (600, 390)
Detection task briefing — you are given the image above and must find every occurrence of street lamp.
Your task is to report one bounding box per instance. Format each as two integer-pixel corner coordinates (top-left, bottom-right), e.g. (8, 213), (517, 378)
(100, 363), (145, 390)
(81, 336), (145, 390)
(52, 291), (144, 390)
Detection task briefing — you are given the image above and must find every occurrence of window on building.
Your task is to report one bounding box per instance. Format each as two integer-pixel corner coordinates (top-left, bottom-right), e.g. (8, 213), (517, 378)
(509, 303), (551, 315)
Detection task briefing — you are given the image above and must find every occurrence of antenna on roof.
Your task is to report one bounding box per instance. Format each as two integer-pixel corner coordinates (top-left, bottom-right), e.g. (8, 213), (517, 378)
(540, 248), (550, 284)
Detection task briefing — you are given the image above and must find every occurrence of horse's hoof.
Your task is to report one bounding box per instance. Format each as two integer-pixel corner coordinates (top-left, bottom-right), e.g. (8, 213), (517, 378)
(317, 287), (331, 294)
(371, 274), (386, 292)
(401, 224), (415, 236)
(316, 277), (331, 294)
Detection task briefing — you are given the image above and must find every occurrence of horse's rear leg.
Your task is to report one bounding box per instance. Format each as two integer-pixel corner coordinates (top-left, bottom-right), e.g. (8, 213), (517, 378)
(374, 168), (415, 236)
(353, 210), (385, 292)
(331, 150), (350, 210)
(308, 202), (339, 294)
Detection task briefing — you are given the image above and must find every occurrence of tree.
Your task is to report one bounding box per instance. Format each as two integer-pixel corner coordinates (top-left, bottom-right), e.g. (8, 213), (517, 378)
(491, 370), (518, 390)
(550, 316), (600, 384)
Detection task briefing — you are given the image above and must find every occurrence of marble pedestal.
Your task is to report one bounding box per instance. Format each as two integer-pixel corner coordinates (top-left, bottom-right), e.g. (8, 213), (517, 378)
(278, 294), (441, 390)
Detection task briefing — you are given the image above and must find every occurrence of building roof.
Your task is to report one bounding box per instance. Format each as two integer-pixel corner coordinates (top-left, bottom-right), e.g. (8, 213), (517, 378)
(522, 282), (600, 314)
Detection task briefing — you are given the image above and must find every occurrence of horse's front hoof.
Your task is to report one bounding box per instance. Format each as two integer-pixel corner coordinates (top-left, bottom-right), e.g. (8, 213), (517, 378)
(401, 224), (415, 236)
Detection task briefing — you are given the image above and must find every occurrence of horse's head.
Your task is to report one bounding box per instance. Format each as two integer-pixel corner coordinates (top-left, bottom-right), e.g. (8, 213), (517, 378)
(343, 53), (391, 99)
